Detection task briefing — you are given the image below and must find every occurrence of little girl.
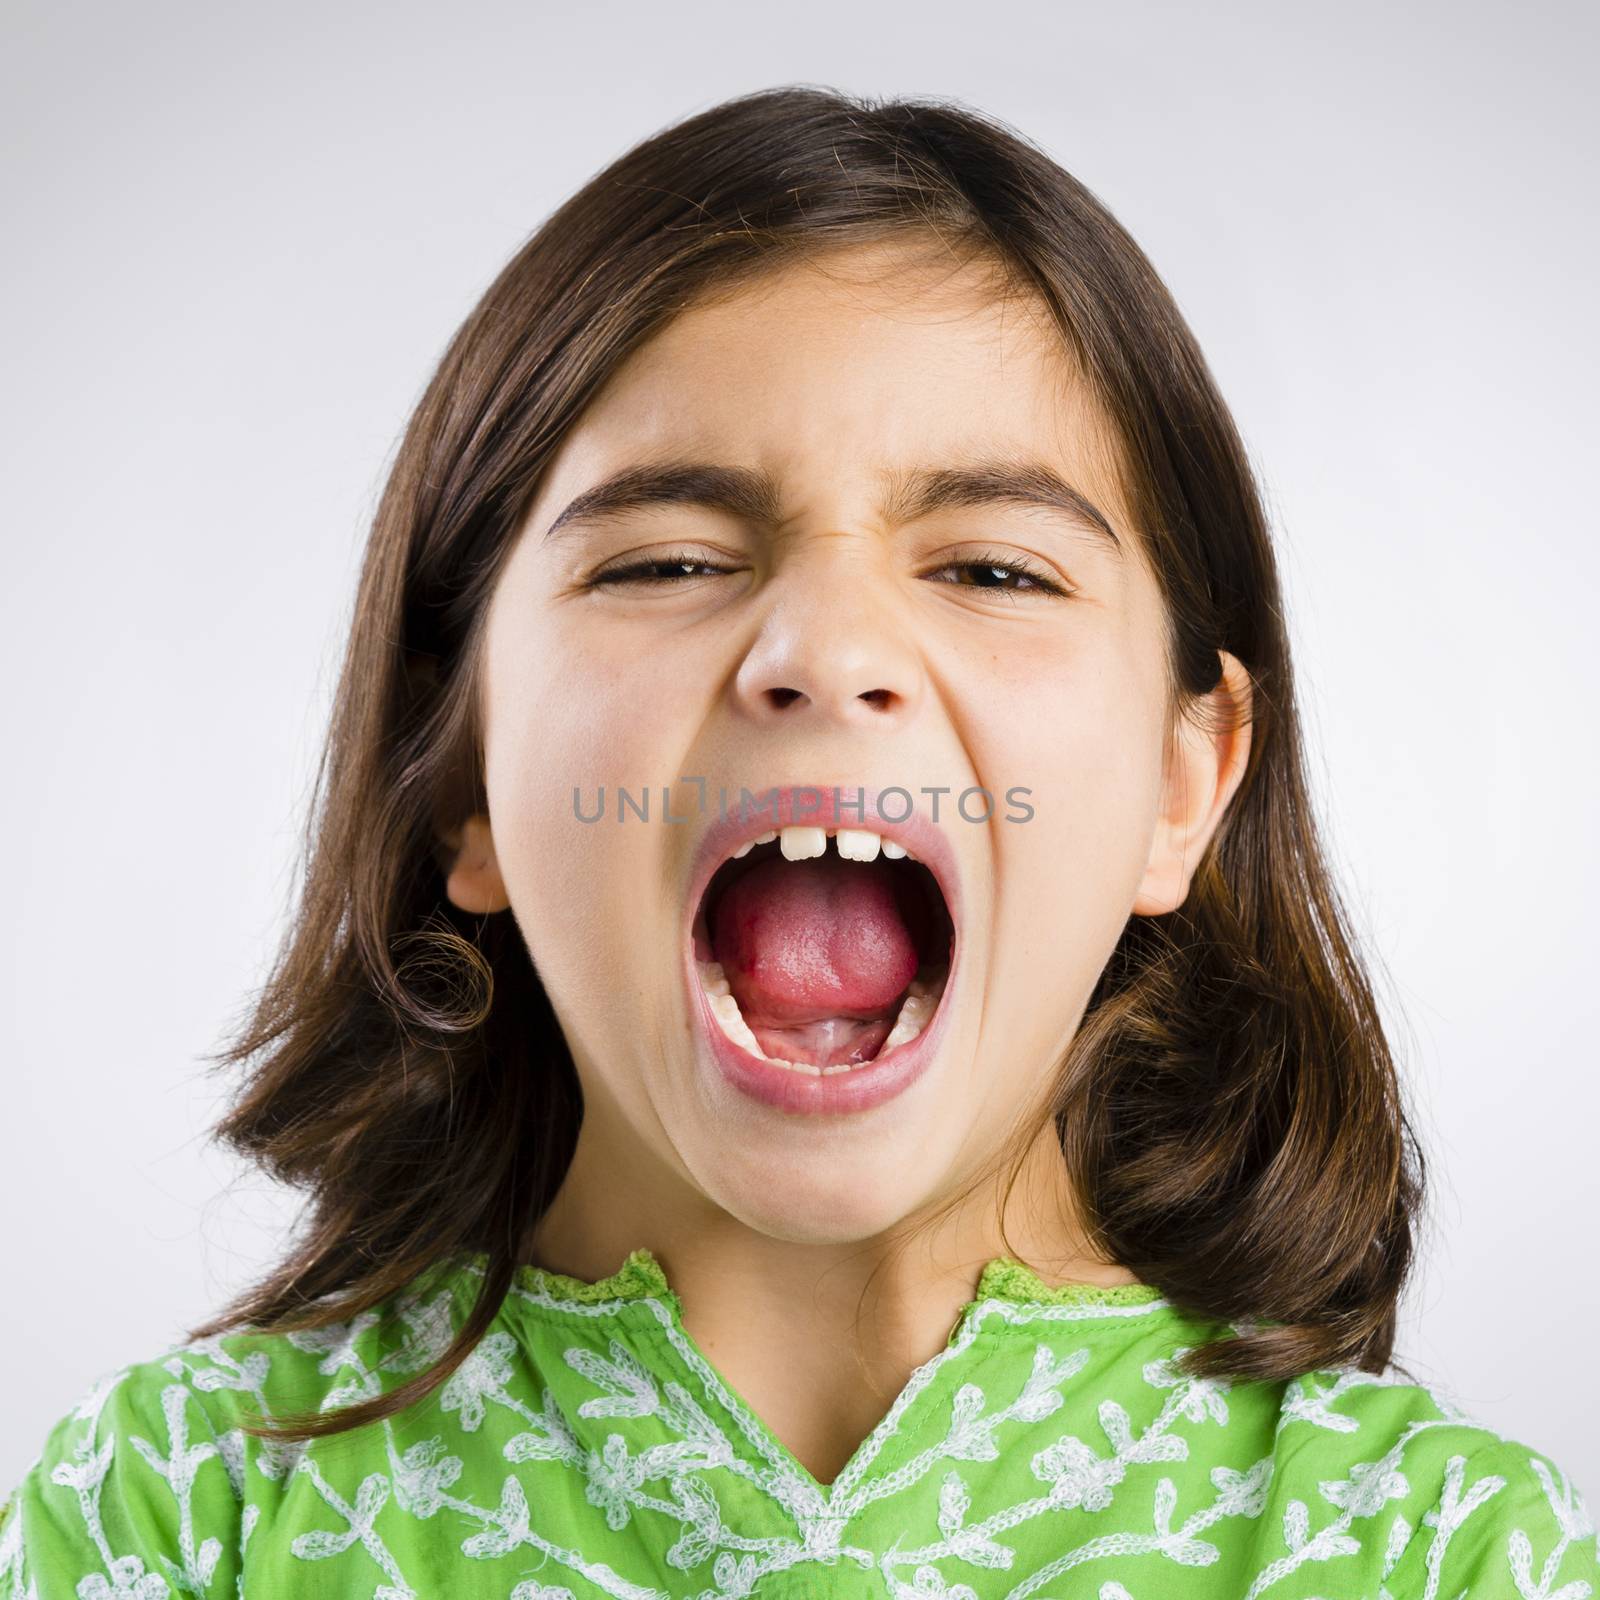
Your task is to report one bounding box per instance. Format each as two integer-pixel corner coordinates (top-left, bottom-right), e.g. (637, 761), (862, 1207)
(3, 87), (1592, 1599)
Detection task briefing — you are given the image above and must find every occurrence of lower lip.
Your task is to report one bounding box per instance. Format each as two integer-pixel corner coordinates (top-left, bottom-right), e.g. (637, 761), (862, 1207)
(683, 951), (958, 1115)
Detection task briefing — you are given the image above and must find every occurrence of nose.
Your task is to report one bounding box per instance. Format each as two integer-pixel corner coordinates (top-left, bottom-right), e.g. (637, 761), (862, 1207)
(731, 539), (924, 729)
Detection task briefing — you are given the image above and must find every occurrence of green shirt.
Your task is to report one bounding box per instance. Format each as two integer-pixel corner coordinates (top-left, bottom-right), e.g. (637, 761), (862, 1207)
(1, 1248), (1593, 1598)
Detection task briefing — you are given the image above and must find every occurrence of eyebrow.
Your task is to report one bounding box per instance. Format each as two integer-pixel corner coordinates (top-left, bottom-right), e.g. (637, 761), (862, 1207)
(540, 458), (1122, 556)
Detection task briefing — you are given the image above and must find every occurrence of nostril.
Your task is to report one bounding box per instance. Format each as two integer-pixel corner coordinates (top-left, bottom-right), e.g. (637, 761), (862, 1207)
(760, 686), (896, 713)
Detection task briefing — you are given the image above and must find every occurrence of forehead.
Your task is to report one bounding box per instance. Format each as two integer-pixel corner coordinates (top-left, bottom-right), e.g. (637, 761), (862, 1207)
(537, 239), (1135, 532)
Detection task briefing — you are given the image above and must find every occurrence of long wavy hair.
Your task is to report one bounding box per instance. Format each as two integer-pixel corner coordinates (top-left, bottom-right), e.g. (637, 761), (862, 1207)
(191, 84), (1428, 1443)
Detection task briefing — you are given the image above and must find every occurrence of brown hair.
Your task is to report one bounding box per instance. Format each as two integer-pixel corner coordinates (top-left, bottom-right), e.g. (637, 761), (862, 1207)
(191, 84), (1428, 1442)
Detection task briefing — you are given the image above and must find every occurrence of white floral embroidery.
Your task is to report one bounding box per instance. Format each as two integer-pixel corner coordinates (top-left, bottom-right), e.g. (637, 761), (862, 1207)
(438, 1330), (517, 1433)
(2, 1263), (1593, 1600)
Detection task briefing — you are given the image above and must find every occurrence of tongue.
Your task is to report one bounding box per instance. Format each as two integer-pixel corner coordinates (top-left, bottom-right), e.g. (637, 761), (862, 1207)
(710, 854), (920, 1067)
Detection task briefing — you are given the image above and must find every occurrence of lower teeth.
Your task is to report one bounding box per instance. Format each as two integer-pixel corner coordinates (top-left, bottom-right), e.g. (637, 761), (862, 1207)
(695, 961), (948, 1076)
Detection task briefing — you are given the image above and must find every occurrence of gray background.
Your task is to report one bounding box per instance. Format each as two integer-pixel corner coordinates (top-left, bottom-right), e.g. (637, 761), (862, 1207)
(3, 0), (1595, 1494)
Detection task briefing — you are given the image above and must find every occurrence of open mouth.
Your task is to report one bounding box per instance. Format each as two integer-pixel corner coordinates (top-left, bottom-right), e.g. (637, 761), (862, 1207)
(688, 822), (956, 1079)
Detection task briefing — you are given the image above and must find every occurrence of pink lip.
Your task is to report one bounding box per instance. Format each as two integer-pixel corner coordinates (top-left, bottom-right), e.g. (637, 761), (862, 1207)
(680, 784), (963, 1115)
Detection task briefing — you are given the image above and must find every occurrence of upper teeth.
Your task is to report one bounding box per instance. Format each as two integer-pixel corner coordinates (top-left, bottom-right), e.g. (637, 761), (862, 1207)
(835, 828), (882, 861)
(779, 826), (826, 861)
(728, 825), (917, 865)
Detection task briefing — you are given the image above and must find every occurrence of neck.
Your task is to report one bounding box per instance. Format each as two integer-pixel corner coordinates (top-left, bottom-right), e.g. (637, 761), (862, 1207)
(528, 1107), (1139, 1465)
(523, 1111), (1135, 1487)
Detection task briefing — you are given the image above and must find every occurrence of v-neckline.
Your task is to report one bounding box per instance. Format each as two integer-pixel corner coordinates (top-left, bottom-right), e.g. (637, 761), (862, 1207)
(497, 1246), (1170, 1509)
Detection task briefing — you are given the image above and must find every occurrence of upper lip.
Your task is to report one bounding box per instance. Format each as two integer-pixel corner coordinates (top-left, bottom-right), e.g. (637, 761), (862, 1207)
(682, 783), (963, 955)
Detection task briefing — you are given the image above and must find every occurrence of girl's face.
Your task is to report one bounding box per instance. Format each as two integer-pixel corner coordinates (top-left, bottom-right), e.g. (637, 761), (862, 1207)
(450, 240), (1247, 1252)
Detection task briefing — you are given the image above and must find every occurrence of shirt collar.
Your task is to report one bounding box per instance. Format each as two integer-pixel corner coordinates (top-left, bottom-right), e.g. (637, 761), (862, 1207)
(504, 1245), (1165, 1312)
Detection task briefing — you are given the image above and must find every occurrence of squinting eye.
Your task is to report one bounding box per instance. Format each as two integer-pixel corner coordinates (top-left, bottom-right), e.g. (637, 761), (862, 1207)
(590, 551), (738, 587)
(925, 552), (1072, 598)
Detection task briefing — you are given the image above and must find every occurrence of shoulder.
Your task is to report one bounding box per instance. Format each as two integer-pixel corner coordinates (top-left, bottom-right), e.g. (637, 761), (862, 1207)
(1266, 1364), (1597, 1596)
(0, 1346), (251, 1597)
(0, 1265), (469, 1595)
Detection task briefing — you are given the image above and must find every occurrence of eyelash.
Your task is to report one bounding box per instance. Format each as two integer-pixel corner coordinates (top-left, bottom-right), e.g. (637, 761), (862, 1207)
(589, 548), (1073, 598)
(933, 549), (1072, 598)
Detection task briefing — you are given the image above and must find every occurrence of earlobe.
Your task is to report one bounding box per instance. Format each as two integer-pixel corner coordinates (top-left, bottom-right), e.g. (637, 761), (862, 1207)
(1131, 650), (1254, 916)
(442, 813), (511, 914)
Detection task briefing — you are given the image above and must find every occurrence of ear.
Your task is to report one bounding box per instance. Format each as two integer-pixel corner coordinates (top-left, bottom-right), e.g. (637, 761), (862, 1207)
(441, 812), (511, 914)
(1132, 650), (1254, 916)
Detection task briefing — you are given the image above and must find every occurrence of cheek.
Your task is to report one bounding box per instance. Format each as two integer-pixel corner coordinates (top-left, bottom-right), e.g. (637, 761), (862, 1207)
(481, 616), (697, 976)
(491, 598), (709, 811)
(523, 612), (680, 771)
(981, 637), (1166, 950)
